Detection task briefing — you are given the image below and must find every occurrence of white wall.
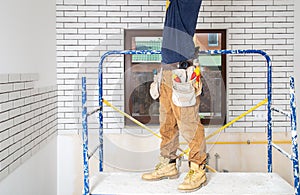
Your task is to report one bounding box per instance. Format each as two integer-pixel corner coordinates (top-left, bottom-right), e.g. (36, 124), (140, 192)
(0, 137), (57, 195)
(0, 0), (56, 87)
(56, 0), (294, 135)
(57, 134), (84, 195)
(0, 0), (57, 192)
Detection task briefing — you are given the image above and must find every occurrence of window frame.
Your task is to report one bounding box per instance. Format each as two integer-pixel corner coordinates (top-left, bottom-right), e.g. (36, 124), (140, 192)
(195, 29), (227, 125)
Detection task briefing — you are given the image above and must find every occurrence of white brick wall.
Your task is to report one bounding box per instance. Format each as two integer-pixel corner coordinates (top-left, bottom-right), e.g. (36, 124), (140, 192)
(56, 0), (294, 134)
(0, 74), (57, 181)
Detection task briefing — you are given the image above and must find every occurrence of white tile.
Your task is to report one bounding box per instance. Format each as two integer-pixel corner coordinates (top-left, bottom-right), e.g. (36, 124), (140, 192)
(0, 93), (9, 103)
(8, 74), (20, 83)
(64, 0), (85, 4)
(0, 83), (13, 93)
(8, 91), (21, 101)
(0, 75), (9, 83)
(0, 101), (13, 113)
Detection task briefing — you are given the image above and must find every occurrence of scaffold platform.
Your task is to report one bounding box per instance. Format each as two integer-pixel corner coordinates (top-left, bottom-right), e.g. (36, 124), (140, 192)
(89, 172), (294, 195)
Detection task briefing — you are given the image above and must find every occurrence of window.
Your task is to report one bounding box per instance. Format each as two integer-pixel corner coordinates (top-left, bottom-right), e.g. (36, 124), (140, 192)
(132, 37), (162, 63)
(194, 30), (226, 125)
(208, 33), (219, 47)
(124, 30), (162, 125)
(124, 29), (226, 125)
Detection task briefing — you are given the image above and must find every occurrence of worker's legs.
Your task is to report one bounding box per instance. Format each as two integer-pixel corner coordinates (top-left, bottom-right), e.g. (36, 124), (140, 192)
(160, 70), (206, 165)
(177, 96), (206, 165)
(159, 81), (179, 161)
(141, 71), (180, 181)
(168, 81), (207, 192)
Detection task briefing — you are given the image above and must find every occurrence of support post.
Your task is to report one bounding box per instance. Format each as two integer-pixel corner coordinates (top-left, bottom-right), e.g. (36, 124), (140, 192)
(266, 55), (273, 173)
(98, 56), (104, 172)
(290, 76), (300, 195)
(82, 77), (90, 195)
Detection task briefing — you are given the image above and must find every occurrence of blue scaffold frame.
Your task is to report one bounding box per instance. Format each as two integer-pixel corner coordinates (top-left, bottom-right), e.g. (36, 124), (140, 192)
(80, 49), (299, 195)
(290, 76), (300, 194)
(81, 77), (90, 195)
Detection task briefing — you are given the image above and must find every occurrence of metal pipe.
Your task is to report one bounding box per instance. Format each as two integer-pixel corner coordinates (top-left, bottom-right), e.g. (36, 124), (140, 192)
(98, 55), (104, 172)
(214, 153), (220, 172)
(266, 54), (273, 173)
(290, 76), (300, 195)
(271, 142), (292, 160)
(271, 107), (291, 117)
(81, 77), (90, 195)
(87, 106), (102, 117)
(88, 145), (100, 160)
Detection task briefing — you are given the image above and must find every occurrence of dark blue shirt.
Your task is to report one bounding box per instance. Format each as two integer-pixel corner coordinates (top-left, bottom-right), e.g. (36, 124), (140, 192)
(162, 0), (202, 64)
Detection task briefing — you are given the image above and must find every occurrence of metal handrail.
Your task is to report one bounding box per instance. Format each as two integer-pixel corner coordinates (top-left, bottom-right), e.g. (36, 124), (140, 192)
(80, 49), (299, 195)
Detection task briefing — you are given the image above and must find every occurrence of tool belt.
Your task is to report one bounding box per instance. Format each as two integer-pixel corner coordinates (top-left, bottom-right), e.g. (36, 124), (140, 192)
(149, 65), (202, 106)
(171, 68), (196, 107)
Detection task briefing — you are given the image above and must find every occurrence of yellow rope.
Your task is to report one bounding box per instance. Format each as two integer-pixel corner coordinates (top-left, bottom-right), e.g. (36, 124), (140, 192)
(180, 140), (292, 145)
(206, 165), (217, 173)
(207, 140), (291, 145)
(205, 98), (268, 141)
(103, 98), (268, 172)
(178, 98), (268, 157)
(102, 99), (162, 139)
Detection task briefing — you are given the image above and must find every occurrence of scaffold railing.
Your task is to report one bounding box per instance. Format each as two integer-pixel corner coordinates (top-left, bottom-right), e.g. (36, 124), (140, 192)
(81, 49), (299, 195)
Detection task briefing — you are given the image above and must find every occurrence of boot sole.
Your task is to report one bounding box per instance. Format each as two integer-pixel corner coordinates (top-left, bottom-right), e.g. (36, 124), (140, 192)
(142, 173), (180, 181)
(177, 179), (207, 193)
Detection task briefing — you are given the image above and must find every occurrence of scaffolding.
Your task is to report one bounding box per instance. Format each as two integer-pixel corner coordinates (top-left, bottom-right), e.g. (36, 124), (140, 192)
(81, 49), (299, 195)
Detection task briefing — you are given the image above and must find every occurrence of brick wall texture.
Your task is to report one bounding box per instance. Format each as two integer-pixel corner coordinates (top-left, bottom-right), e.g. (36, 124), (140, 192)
(56, 0), (294, 134)
(0, 74), (57, 181)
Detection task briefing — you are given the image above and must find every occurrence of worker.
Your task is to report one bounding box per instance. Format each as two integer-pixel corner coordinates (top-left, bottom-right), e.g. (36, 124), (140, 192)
(142, 0), (207, 192)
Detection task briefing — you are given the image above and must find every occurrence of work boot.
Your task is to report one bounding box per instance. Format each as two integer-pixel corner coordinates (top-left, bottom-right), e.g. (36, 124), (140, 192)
(142, 156), (179, 181)
(178, 162), (206, 192)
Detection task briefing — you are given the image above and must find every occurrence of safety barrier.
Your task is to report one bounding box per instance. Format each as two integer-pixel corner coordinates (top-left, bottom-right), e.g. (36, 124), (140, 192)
(81, 50), (299, 195)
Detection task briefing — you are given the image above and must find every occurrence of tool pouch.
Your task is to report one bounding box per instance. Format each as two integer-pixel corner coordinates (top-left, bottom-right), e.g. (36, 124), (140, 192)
(171, 69), (196, 107)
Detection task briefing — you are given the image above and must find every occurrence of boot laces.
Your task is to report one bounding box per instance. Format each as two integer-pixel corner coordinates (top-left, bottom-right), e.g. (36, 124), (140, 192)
(155, 157), (169, 170)
(186, 169), (195, 180)
(155, 162), (163, 170)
